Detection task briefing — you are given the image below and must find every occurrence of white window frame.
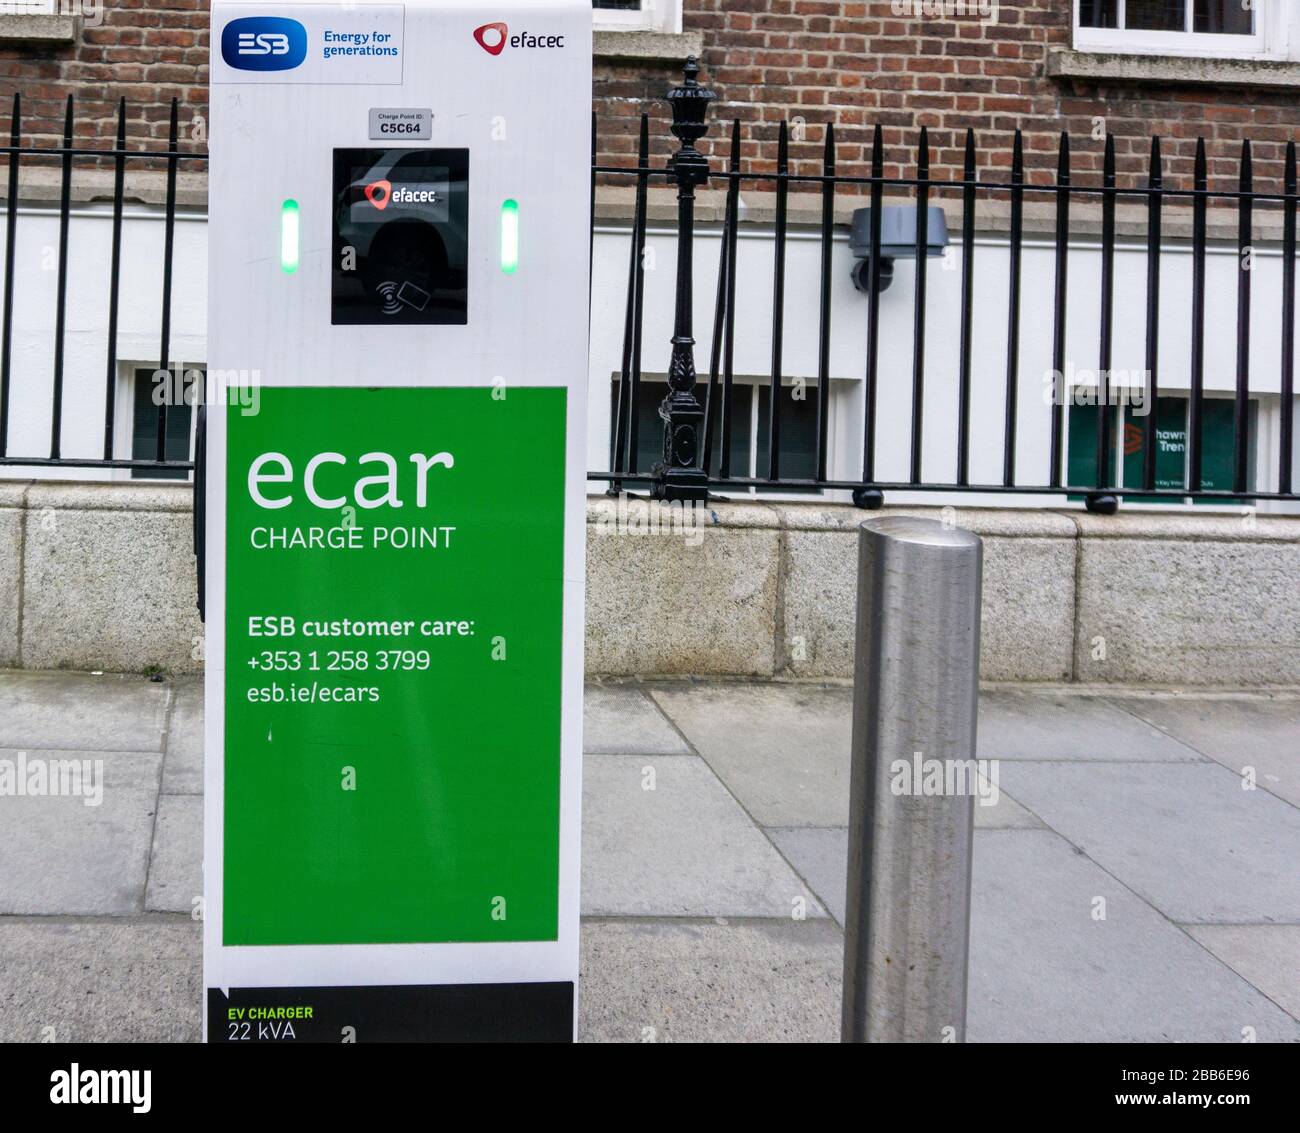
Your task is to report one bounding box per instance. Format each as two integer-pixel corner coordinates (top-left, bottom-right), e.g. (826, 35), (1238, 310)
(113, 362), (199, 483)
(1073, 1), (1300, 62)
(592, 0), (682, 35)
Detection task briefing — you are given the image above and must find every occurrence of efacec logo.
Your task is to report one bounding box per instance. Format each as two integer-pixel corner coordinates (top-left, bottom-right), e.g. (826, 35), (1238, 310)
(221, 16), (307, 71)
(473, 22), (565, 55)
(363, 179), (441, 211)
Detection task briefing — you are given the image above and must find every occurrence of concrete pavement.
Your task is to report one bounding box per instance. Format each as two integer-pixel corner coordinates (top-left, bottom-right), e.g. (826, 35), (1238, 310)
(0, 671), (1297, 1042)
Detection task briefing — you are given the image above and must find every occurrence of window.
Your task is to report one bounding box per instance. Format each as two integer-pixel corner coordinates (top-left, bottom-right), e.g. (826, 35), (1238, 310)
(1074, 0), (1297, 59)
(126, 366), (199, 481)
(592, 0), (681, 35)
(609, 377), (822, 494)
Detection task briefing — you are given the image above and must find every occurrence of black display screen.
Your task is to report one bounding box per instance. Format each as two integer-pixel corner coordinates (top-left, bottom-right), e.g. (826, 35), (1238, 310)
(332, 147), (469, 325)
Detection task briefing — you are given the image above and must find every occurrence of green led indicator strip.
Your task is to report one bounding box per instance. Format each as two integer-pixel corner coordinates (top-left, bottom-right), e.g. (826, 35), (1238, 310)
(281, 199), (299, 274)
(501, 199), (519, 274)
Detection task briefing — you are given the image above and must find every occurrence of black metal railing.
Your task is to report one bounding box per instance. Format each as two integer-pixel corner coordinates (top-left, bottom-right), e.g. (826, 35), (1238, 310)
(594, 64), (1299, 512)
(1, 72), (1298, 513)
(0, 93), (197, 473)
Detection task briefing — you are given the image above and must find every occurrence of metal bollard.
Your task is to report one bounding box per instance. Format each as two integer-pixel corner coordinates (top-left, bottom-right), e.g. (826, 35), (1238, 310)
(841, 516), (982, 1043)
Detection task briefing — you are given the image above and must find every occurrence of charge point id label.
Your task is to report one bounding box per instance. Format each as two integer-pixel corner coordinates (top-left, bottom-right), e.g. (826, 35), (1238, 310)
(369, 107), (432, 140)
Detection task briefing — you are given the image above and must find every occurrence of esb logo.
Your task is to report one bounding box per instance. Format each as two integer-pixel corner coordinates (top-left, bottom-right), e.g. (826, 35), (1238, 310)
(221, 16), (308, 71)
(473, 22), (565, 55)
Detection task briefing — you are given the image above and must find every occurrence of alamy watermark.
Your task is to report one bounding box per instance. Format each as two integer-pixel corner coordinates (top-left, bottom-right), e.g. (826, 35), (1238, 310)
(152, 365), (261, 417)
(50, 1064), (150, 1114)
(0, 0), (103, 26)
(0, 752), (103, 807)
(1043, 364), (1151, 415)
(592, 491), (707, 547)
(891, 0), (999, 25)
(890, 751), (1000, 808)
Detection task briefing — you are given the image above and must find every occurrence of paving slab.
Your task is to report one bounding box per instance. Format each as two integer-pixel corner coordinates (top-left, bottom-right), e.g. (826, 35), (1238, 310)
(971, 773), (1045, 830)
(979, 690), (1206, 762)
(162, 677), (204, 794)
(583, 683), (689, 755)
(581, 754), (825, 918)
(1000, 762), (1300, 924)
(1115, 695), (1300, 807)
(769, 786), (1043, 925)
(767, 827), (849, 924)
(145, 794), (203, 914)
(579, 918), (842, 1042)
(0, 920), (200, 1042)
(0, 670), (170, 752)
(968, 830), (1300, 1043)
(0, 749), (161, 915)
(649, 683), (852, 826)
(0, 673), (1291, 1044)
(1184, 925), (1300, 1022)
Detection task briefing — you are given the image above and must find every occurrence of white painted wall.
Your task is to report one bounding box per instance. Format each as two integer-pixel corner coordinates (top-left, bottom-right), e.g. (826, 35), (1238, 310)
(0, 203), (206, 480)
(2, 203), (1298, 511)
(589, 220), (1300, 513)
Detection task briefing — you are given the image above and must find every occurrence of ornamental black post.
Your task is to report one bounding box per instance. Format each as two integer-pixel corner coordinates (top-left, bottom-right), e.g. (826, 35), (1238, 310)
(652, 57), (715, 502)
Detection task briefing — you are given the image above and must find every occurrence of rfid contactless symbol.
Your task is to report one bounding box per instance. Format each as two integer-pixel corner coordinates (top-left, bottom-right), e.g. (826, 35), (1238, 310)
(364, 179), (392, 210)
(375, 281), (402, 315)
(474, 22), (508, 55)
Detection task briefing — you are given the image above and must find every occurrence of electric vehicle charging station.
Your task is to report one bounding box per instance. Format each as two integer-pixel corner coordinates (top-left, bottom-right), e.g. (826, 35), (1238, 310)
(204, 0), (590, 1042)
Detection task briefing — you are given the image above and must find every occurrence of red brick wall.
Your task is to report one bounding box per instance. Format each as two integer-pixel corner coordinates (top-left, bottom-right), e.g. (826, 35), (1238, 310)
(0, 1), (1295, 192)
(0, 2), (209, 154)
(597, 0), (1299, 194)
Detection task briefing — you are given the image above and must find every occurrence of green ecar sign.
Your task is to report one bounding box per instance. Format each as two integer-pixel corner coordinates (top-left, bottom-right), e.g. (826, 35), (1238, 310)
(223, 386), (567, 947)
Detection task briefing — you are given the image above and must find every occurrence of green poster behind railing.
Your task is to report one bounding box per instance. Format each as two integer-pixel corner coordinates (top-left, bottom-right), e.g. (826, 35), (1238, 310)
(1067, 396), (1249, 501)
